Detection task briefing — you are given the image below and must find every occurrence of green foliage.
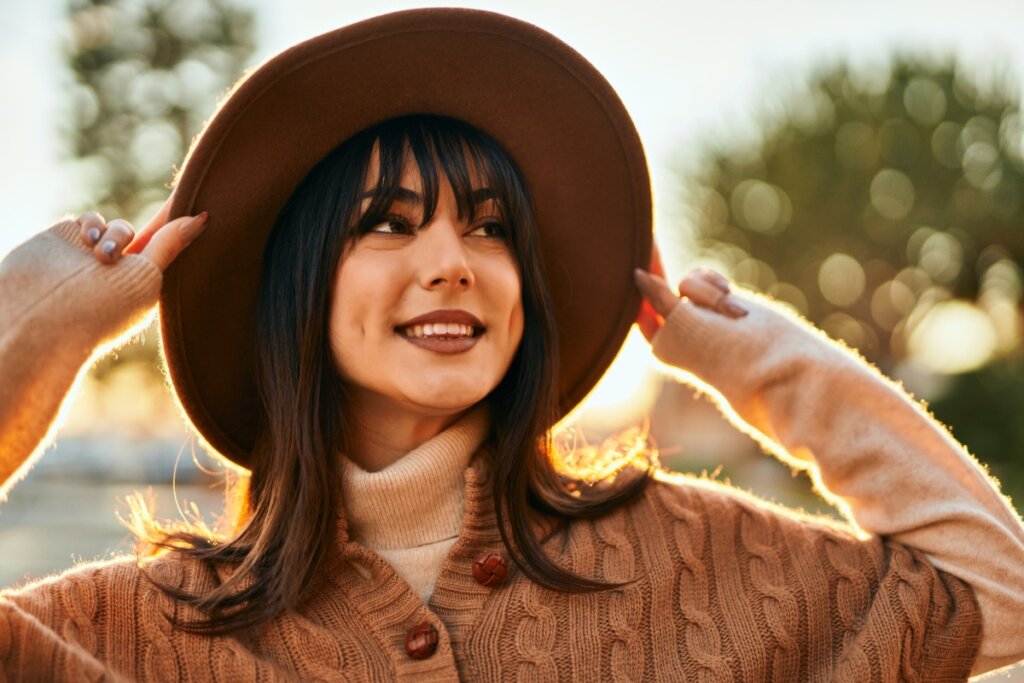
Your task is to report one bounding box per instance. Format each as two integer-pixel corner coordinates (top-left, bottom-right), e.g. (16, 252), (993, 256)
(63, 0), (255, 223)
(929, 356), (1024, 505)
(62, 0), (255, 376)
(685, 56), (1023, 365)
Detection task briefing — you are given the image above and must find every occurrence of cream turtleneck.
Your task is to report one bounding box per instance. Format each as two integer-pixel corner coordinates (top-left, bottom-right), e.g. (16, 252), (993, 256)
(338, 404), (491, 604)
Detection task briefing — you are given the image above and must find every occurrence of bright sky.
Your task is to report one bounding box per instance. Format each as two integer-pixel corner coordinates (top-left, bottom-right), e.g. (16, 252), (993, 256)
(2, 0), (1023, 265)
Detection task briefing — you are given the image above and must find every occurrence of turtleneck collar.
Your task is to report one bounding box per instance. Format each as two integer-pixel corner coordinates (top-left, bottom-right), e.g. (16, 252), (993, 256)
(339, 403), (491, 550)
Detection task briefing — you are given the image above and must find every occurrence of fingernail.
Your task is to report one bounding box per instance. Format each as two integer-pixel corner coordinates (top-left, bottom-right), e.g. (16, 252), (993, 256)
(87, 228), (100, 244)
(100, 240), (116, 257)
(724, 301), (748, 318)
(180, 212), (209, 242)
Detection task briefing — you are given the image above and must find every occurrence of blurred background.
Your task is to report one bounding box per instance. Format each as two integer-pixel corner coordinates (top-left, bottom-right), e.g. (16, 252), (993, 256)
(1, 1), (1022, 677)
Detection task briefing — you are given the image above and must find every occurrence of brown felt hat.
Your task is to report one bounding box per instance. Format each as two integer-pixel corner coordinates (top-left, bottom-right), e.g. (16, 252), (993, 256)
(160, 8), (652, 469)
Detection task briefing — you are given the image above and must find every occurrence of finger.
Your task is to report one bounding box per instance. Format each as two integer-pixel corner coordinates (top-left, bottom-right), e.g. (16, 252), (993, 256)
(93, 219), (135, 264)
(678, 275), (748, 318)
(678, 275), (726, 308)
(695, 267), (731, 294)
(124, 193), (175, 255)
(634, 268), (680, 318)
(78, 211), (106, 247)
(139, 212), (208, 272)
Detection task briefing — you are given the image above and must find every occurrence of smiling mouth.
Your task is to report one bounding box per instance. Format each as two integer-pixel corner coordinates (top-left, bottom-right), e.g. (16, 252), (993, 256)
(393, 322), (486, 355)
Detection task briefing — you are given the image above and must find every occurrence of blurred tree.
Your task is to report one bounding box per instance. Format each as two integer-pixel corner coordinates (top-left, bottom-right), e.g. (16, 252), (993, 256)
(684, 56), (1022, 366)
(681, 54), (1024, 505)
(62, 0), (255, 378)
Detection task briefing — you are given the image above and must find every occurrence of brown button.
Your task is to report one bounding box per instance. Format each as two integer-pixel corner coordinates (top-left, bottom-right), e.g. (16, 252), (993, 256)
(472, 554), (508, 587)
(404, 622), (438, 660)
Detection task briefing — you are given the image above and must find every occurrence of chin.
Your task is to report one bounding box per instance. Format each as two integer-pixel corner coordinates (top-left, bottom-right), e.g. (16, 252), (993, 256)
(402, 383), (493, 414)
(411, 393), (487, 415)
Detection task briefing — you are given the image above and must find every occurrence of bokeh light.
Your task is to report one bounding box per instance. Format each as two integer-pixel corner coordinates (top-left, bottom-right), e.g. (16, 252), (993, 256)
(869, 168), (916, 220)
(818, 253), (866, 307)
(730, 179), (792, 235)
(908, 300), (999, 373)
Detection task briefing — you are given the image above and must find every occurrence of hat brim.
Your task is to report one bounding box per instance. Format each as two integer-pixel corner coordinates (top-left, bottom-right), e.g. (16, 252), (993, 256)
(161, 8), (652, 468)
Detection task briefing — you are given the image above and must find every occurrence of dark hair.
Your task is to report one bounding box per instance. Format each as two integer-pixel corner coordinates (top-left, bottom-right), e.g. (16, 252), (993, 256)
(135, 114), (654, 635)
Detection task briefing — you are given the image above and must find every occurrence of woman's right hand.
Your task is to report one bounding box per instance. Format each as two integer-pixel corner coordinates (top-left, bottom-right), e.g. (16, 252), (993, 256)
(76, 194), (208, 272)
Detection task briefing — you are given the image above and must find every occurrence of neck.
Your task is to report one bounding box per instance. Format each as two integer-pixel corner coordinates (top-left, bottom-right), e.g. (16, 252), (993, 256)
(342, 392), (475, 472)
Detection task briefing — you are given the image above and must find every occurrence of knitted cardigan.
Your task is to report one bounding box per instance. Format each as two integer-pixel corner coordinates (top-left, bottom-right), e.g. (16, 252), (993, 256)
(2, 219), (1023, 681)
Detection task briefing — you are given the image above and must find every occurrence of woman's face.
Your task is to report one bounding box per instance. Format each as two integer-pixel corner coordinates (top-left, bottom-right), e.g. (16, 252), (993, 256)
(328, 150), (525, 419)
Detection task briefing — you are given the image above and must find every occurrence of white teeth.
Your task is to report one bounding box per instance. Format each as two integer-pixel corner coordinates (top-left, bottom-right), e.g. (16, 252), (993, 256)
(402, 323), (477, 338)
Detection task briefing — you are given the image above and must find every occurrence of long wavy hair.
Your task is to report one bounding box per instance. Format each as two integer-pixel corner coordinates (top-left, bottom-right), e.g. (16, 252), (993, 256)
(132, 114), (655, 635)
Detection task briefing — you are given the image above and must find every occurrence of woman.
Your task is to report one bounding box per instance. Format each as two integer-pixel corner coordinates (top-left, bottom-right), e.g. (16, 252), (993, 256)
(1, 8), (1023, 681)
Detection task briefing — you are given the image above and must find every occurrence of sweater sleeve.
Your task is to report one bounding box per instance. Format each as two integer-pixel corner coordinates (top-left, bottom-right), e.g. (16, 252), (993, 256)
(0, 566), (121, 680)
(649, 287), (1024, 676)
(0, 218), (162, 499)
(0, 554), (212, 680)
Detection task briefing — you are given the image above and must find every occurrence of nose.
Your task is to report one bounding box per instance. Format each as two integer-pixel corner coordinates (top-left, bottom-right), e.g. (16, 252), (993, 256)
(417, 219), (475, 290)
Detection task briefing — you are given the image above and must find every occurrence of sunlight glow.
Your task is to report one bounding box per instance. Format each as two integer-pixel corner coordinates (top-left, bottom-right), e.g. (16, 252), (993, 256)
(569, 326), (662, 436)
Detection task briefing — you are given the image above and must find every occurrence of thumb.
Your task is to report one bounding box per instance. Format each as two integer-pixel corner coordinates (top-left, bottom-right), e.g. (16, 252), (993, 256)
(138, 212), (209, 272)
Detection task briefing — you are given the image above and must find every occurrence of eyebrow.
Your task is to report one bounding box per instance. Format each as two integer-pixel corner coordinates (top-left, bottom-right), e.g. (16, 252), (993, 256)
(359, 187), (498, 205)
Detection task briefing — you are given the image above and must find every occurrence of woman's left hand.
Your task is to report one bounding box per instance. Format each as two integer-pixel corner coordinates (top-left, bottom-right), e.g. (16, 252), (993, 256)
(633, 247), (748, 343)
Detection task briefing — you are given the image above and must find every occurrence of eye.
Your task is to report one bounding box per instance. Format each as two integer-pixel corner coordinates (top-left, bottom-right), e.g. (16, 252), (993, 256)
(368, 216), (414, 235)
(469, 220), (507, 239)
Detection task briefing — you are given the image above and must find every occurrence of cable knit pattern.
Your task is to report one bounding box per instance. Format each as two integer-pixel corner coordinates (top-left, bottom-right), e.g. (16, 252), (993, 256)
(561, 521), (601, 677)
(141, 559), (182, 682)
(738, 507), (800, 679)
(213, 638), (260, 683)
(823, 533), (874, 671)
(654, 483), (731, 681)
(513, 575), (559, 682)
(0, 223), (1017, 679)
(279, 614), (346, 679)
(55, 575), (99, 678)
(594, 510), (644, 681)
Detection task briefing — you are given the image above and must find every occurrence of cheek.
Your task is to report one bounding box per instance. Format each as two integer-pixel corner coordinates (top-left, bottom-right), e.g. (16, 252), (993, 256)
(331, 253), (390, 339)
(329, 295), (387, 389)
(330, 310), (388, 382)
(327, 293), (354, 376)
(508, 296), (525, 347)
(329, 260), (381, 372)
(502, 272), (526, 351)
